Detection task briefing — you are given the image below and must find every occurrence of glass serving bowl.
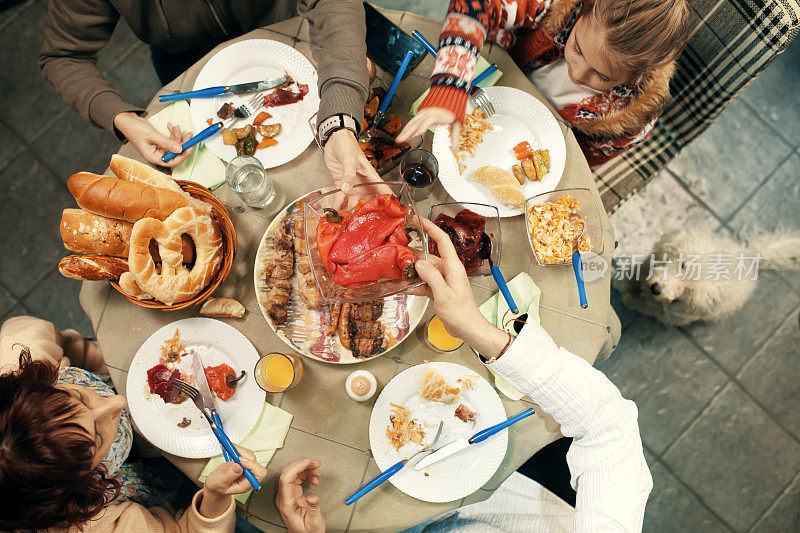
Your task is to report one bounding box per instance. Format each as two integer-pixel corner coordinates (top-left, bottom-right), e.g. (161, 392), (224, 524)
(308, 79), (423, 176)
(524, 188), (606, 266)
(427, 201), (501, 277)
(303, 181), (428, 303)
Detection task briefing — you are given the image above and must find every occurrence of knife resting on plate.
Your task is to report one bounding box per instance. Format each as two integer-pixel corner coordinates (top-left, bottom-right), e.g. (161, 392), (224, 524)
(414, 408), (535, 471)
(158, 76), (288, 102)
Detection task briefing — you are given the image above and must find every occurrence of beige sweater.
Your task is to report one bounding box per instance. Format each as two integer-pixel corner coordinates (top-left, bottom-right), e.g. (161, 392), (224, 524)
(0, 316), (238, 533)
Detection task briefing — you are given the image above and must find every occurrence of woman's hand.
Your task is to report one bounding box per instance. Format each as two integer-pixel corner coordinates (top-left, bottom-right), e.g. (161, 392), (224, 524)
(324, 128), (382, 193)
(199, 445), (267, 518)
(276, 458), (325, 533)
(113, 112), (195, 168)
(412, 219), (509, 357)
(396, 107), (460, 153)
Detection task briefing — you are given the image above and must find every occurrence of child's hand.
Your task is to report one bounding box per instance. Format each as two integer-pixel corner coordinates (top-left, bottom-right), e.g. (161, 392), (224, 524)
(277, 458), (325, 533)
(396, 107), (460, 152)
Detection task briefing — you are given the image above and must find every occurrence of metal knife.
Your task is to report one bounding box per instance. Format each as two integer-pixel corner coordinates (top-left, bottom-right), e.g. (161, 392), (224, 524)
(414, 408), (536, 471)
(192, 354), (261, 490)
(158, 76), (288, 102)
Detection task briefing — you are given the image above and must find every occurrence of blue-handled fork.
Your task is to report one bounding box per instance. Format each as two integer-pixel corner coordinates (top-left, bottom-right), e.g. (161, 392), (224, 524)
(161, 92), (263, 163)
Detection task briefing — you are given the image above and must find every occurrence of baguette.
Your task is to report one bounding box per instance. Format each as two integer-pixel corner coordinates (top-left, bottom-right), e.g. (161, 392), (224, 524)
(58, 255), (128, 281)
(60, 208), (132, 257)
(60, 208), (195, 263)
(109, 154), (210, 213)
(200, 297), (245, 318)
(67, 172), (190, 223)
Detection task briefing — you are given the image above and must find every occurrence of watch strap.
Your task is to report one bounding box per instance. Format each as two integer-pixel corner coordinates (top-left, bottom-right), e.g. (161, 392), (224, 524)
(318, 114), (358, 146)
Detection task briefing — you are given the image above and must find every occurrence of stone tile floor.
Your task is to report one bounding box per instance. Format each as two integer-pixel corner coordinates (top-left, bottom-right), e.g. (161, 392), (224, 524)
(0, 0), (798, 530)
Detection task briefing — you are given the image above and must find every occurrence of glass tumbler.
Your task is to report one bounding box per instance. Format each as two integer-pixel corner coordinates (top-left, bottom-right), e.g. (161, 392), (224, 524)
(400, 149), (439, 201)
(225, 155), (276, 209)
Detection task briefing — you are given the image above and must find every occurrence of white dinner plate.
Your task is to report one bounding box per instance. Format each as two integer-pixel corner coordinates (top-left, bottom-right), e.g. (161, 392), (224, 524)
(254, 190), (429, 364)
(190, 39), (320, 168)
(433, 86), (566, 217)
(126, 318), (263, 458)
(369, 362), (508, 502)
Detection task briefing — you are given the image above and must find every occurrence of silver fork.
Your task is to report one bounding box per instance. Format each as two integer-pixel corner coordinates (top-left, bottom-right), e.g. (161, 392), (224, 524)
(162, 92), (264, 162)
(469, 87), (496, 117)
(173, 378), (261, 489)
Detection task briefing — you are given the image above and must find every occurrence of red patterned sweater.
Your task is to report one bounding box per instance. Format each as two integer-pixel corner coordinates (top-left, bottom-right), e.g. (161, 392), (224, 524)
(419, 0), (675, 167)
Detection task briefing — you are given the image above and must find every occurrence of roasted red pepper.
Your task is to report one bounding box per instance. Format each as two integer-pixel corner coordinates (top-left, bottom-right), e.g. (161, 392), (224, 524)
(204, 363), (236, 401)
(332, 244), (415, 286)
(316, 209), (348, 270)
(328, 195), (407, 263)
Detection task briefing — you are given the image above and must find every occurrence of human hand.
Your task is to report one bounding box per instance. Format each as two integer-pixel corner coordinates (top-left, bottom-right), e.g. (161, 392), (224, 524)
(198, 445), (266, 518)
(113, 111), (194, 167)
(396, 107), (460, 152)
(411, 219), (509, 356)
(323, 128), (382, 194)
(277, 458), (325, 533)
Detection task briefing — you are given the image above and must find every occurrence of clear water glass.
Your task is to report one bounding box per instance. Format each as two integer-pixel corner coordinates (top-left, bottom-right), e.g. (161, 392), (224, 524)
(225, 155), (276, 209)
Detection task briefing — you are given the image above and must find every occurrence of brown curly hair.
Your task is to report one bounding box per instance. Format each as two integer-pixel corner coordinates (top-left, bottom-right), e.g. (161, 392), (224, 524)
(0, 347), (120, 531)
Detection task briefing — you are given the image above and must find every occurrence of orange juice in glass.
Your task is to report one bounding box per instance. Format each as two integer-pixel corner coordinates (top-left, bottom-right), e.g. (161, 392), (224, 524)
(255, 353), (303, 393)
(424, 315), (464, 352)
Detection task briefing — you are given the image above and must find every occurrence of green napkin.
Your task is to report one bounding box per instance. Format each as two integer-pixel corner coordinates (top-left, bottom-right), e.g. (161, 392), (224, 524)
(478, 273), (541, 401)
(199, 402), (293, 503)
(410, 56), (503, 116)
(148, 101), (228, 189)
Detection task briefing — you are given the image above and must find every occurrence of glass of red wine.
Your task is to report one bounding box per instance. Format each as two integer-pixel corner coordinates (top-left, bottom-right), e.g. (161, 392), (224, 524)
(400, 149), (438, 201)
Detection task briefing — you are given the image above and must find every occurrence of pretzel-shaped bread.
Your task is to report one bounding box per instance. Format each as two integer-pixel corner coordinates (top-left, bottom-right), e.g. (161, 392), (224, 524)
(129, 207), (223, 305)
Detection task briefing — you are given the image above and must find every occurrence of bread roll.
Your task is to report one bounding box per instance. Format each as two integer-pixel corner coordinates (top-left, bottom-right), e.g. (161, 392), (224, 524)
(67, 172), (190, 223)
(200, 297), (245, 318)
(60, 208), (195, 262)
(58, 255), (128, 281)
(473, 166), (526, 208)
(119, 272), (152, 300)
(60, 209), (132, 257)
(109, 155), (210, 213)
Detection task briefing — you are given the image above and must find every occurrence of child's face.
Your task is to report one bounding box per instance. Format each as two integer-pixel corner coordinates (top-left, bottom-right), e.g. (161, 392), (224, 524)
(564, 15), (632, 91)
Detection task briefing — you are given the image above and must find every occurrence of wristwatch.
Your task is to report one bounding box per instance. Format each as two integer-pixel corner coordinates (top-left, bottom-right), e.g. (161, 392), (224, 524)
(318, 114), (359, 146)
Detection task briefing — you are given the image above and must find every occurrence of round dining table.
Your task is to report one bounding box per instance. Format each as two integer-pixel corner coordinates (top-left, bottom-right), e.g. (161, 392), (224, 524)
(79, 8), (620, 532)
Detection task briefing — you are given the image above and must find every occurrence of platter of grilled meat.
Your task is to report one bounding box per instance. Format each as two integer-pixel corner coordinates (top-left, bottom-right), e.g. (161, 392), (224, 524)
(254, 192), (428, 364)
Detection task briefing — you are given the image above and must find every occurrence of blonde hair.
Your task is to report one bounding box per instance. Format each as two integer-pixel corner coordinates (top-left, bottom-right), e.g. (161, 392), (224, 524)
(589, 0), (693, 77)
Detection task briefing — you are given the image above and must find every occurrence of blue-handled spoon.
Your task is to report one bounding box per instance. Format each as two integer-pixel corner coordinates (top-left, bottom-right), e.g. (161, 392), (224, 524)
(478, 233), (518, 313)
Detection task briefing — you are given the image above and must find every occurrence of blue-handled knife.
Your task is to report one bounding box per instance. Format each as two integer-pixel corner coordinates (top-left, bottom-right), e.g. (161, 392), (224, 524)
(414, 408), (535, 471)
(192, 354), (261, 490)
(159, 76), (288, 102)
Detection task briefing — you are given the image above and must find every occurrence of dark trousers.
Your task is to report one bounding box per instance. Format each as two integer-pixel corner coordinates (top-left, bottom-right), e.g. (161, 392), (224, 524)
(150, 46), (216, 86)
(517, 437), (577, 507)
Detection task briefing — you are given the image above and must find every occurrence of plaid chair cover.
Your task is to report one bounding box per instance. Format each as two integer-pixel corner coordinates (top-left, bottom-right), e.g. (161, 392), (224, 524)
(594, 0), (800, 213)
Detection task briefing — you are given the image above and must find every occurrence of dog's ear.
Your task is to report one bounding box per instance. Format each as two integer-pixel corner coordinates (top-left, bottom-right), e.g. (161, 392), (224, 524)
(684, 280), (724, 316)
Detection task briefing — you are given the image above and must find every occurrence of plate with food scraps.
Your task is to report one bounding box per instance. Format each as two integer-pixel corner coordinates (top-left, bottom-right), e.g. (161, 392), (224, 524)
(368, 362), (507, 502)
(432, 86), (566, 217)
(126, 318), (263, 458)
(254, 189), (428, 364)
(189, 39), (320, 169)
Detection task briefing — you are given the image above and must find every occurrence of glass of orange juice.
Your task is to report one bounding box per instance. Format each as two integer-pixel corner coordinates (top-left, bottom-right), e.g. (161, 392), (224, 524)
(424, 315), (464, 353)
(254, 353), (303, 393)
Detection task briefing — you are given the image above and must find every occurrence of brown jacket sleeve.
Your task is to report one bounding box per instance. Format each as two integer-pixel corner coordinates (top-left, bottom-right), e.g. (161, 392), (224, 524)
(38, 0), (143, 135)
(298, 0), (369, 129)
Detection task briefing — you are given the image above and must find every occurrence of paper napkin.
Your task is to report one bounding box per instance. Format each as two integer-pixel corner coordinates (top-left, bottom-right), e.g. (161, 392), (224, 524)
(410, 56), (504, 116)
(148, 101), (227, 189)
(199, 402), (293, 503)
(478, 273), (541, 401)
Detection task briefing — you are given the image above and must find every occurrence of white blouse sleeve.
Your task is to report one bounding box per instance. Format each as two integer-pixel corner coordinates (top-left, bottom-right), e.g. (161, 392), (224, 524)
(487, 322), (653, 532)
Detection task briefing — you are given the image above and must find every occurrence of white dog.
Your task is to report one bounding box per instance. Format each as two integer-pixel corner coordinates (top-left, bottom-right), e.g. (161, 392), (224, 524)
(613, 227), (800, 325)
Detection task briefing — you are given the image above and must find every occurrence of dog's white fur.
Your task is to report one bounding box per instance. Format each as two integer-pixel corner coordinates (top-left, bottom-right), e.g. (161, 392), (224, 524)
(614, 227), (800, 325)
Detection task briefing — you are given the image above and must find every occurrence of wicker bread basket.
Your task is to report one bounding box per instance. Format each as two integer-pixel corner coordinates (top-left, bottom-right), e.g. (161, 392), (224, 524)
(110, 180), (237, 311)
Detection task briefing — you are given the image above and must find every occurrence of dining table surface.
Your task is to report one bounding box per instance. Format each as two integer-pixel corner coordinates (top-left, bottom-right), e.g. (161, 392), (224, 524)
(79, 8), (620, 533)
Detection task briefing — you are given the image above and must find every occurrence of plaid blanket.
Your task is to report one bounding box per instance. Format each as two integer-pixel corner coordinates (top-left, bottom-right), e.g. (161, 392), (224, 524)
(595, 0), (800, 213)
